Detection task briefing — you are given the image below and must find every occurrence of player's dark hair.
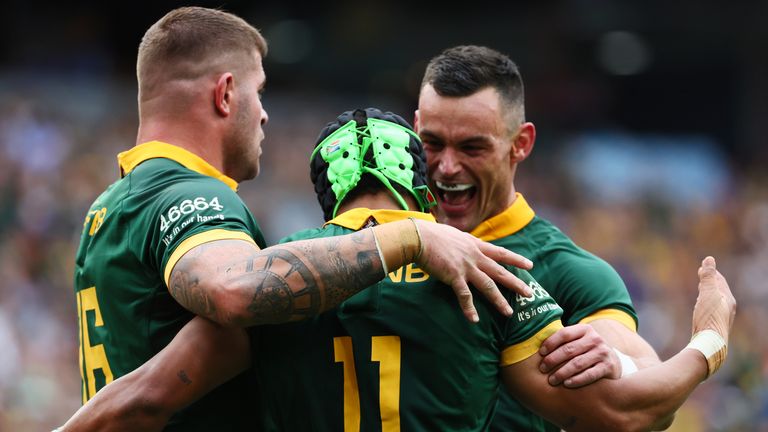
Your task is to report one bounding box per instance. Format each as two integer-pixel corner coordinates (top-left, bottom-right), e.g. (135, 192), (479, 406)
(310, 108), (430, 221)
(422, 45), (525, 120)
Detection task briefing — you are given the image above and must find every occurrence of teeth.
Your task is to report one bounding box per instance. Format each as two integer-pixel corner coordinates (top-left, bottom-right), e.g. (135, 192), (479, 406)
(436, 181), (473, 191)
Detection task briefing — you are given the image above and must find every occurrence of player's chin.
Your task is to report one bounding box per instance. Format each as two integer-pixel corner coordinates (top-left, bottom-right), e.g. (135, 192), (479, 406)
(245, 162), (260, 180)
(437, 210), (474, 233)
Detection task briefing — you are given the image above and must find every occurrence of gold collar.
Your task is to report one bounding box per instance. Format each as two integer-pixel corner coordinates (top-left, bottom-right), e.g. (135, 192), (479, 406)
(326, 208), (436, 230)
(470, 193), (535, 241)
(117, 141), (238, 191)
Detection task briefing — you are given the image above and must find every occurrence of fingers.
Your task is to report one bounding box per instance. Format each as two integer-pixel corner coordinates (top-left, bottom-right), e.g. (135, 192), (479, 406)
(451, 279), (479, 323)
(698, 256), (717, 283)
(559, 362), (615, 388)
(477, 241), (533, 270)
(476, 256), (533, 298)
(539, 335), (594, 373)
(539, 326), (620, 386)
(467, 267), (514, 317)
(697, 255), (736, 311)
(544, 347), (618, 386)
(539, 324), (588, 357)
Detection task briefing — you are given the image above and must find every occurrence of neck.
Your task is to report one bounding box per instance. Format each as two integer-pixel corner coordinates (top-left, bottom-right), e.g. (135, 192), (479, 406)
(501, 167), (519, 211)
(337, 190), (418, 214)
(504, 182), (518, 210)
(136, 115), (225, 174)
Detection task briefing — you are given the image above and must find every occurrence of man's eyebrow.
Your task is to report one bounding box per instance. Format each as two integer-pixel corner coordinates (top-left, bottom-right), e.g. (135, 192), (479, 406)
(457, 136), (491, 146)
(419, 129), (490, 146)
(418, 129), (441, 140)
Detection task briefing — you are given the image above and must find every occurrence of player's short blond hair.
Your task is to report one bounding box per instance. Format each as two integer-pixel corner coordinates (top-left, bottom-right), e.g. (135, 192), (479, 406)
(137, 7), (267, 93)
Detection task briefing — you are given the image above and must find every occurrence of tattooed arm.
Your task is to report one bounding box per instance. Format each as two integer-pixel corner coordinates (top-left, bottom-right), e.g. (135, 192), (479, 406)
(169, 219), (535, 326)
(168, 227), (385, 326)
(58, 317), (249, 432)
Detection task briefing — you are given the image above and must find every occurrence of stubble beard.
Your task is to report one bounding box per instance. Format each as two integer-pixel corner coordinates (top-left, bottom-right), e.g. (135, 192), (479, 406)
(224, 104), (260, 182)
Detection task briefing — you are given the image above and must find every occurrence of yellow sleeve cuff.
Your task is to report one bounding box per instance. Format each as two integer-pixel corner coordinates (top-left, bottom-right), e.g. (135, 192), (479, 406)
(579, 309), (637, 332)
(163, 229), (256, 286)
(500, 320), (563, 366)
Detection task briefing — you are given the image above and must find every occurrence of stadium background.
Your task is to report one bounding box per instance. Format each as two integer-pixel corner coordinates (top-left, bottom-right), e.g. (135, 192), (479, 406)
(0, 0), (766, 430)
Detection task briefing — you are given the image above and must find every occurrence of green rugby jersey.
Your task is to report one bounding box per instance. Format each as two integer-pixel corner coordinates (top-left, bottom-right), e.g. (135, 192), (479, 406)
(475, 194), (638, 432)
(251, 208), (564, 432)
(74, 141), (265, 431)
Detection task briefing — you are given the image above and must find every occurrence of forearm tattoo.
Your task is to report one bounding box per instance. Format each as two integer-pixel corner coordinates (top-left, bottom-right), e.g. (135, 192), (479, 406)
(169, 229), (384, 326)
(168, 268), (217, 318)
(177, 370), (192, 385)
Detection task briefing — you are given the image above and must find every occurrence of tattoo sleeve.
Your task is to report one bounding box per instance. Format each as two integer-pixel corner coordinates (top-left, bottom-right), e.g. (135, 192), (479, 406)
(168, 229), (384, 326)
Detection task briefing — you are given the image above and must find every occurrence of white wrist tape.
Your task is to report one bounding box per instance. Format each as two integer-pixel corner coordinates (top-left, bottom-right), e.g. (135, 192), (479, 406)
(371, 227), (389, 276)
(407, 217), (424, 260)
(612, 348), (638, 377)
(686, 329), (727, 378)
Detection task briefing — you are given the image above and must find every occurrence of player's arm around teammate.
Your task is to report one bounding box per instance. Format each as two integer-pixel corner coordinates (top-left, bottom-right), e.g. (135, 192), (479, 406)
(501, 256), (736, 432)
(58, 316), (248, 432)
(166, 216), (533, 327)
(538, 314), (660, 387)
(61, 211), (541, 430)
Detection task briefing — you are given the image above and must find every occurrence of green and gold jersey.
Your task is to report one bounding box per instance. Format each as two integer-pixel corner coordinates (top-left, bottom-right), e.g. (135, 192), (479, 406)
(251, 208), (564, 432)
(477, 193), (638, 432)
(74, 141), (265, 431)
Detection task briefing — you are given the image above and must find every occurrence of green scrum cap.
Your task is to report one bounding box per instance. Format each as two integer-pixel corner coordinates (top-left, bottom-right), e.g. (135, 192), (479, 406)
(310, 108), (436, 220)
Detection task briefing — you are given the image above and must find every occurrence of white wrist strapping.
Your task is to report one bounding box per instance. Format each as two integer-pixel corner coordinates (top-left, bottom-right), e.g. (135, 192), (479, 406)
(612, 348), (638, 377)
(686, 329), (727, 378)
(407, 217), (424, 260)
(371, 228), (389, 276)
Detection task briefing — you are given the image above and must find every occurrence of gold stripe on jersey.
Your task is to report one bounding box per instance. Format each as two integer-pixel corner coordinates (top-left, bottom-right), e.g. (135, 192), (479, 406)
(118, 141), (239, 191)
(579, 308), (638, 332)
(470, 193), (536, 242)
(326, 208), (436, 230)
(163, 229), (257, 285)
(500, 320), (564, 366)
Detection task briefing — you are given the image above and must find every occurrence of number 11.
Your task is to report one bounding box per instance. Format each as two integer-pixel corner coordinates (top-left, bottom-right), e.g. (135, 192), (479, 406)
(334, 336), (401, 432)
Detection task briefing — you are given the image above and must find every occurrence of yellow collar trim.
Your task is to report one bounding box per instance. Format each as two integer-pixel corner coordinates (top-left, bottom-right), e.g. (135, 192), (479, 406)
(117, 141), (239, 191)
(326, 208), (436, 231)
(470, 193), (536, 241)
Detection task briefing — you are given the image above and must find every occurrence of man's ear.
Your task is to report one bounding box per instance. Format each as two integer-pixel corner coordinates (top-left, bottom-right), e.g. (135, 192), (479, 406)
(413, 109), (421, 133)
(511, 122), (536, 163)
(213, 72), (234, 117)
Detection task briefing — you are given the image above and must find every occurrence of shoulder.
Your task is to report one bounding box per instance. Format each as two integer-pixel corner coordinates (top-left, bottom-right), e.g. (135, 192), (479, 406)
(132, 171), (246, 221)
(130, 159), (241, 200)
(522, 216), (619, 276)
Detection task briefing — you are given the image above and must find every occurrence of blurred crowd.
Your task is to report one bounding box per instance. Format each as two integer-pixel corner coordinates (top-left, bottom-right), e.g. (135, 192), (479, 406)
(0, 79), (765, 431)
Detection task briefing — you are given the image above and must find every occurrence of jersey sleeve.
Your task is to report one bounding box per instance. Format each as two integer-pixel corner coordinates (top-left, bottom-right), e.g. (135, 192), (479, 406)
(499, 269), (564, 366)
(548, 250), (638, 328)
(146, 178), (260, 286)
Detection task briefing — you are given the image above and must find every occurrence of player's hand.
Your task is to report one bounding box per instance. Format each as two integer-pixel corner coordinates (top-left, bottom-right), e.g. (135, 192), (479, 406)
(412, 220), (534, 323)
(538, 324), (621, 388)
(692, 256), (736, 341)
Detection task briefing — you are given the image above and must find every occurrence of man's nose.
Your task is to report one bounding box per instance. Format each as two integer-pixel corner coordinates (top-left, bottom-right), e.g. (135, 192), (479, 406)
(438, 149), (461, 177)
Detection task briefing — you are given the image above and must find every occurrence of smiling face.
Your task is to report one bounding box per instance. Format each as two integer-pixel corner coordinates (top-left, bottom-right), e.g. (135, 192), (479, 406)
(416, 84), (521, 232)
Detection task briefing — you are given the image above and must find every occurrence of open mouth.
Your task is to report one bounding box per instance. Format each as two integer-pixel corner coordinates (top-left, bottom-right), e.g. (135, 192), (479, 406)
(435, 181), (477, 210)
